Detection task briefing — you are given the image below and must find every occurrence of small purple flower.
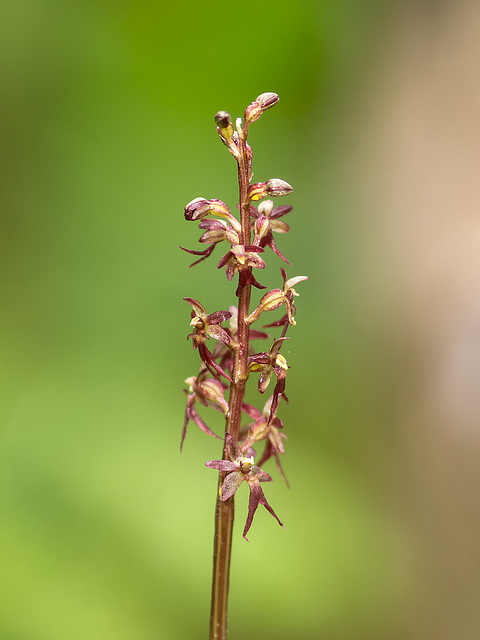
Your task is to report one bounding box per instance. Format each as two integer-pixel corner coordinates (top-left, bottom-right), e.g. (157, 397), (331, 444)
(217, 244), (267, 295)
(247, 268), (308, 326)
(250, 199), (292, 265)
(205, 434), (284, 541)
(211, 306), (268, 375)
(248, 337), (290, 394)
(180, 218), (241, 268)
(184, 298), (233, 382)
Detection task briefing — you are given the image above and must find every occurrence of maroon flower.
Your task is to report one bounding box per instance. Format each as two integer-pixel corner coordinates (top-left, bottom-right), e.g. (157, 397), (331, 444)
(205, 434), (284, 541)
(198, 219), (240, 246)
(217, 244), (267, 295)
(248, 337), (289, 394)
(211, 306), (268, 375)
(248, 268), (308, 326)
(248, 336), (290, 419)
(180, 218), (241, 268)
(250, 199), (292, 265)
(184, 298), (234, 382)
(180, 198), (242, 268)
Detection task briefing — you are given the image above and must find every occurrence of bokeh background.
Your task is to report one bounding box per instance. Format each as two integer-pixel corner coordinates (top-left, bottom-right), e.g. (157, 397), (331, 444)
(2, 1), (480, 638)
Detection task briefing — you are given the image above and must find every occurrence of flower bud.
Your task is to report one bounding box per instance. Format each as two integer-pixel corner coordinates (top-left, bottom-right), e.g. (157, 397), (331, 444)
(265, 179), (293, 197)
(255, 92), (279, 111)
(215, 110), (235, 146)
(248, 179), (293, 201)
(244, 92), (279, 125)
(215, 111), (232, 129)
(184, 197), (210, 221)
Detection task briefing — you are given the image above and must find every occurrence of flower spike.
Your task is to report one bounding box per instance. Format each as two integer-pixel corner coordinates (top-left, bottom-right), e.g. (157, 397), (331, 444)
(181, 93), (306, 626)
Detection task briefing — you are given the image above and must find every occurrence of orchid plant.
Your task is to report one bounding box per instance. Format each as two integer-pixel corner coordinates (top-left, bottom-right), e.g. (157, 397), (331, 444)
(181, 92), (307, 640)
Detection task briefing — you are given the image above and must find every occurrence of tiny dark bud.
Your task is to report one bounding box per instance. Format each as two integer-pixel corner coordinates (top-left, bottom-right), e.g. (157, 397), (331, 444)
(215, 111), (232, 128)
(215, 111), (236, 151)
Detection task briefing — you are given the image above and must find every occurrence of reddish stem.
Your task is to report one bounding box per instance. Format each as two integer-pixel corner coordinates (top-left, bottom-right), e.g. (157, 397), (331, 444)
(209, 127), (252, 640)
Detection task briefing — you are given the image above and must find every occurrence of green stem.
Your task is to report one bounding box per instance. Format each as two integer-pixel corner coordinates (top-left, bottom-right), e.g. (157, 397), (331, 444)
(209, 128), (252, 640)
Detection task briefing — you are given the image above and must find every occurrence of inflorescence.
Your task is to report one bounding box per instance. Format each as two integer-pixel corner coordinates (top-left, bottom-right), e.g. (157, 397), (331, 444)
(181, 92), (307, 541)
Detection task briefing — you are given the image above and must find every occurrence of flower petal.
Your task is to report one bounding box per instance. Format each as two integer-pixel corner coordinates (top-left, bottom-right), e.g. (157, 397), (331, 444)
(199, 230), (227, 244)
(221, 471), (244, 500)
(206, 324), (231, 345)
(269, 220), (290, 233)
(198, 220), (227, 231)
(258, 368), (273, 394)
(205, 460), (238, 472)
(180, 244), (217, 267)
(265, 236), (291, 265)
(206, 310), (232, 325)
(242, 480), (284, 541)
(198, 342), (233, 383)
(183, 297), (207, 318)
(270, 205), (292, 219)
(284, 275), (309, 290)
(217, 251), (233, 269)
(249, 328), (269, 340)
(241, 403), (263, 419)
(224, 433), (241, 461)
(191, 408), (222, 440)
(181, 395), (221, 452)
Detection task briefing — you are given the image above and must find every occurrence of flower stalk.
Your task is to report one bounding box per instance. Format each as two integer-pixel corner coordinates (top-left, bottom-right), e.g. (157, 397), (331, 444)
(180, 93), (307, 640)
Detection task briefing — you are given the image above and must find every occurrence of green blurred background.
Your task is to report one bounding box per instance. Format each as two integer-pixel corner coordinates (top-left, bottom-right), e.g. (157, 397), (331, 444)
(2, 1), (480, 638)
